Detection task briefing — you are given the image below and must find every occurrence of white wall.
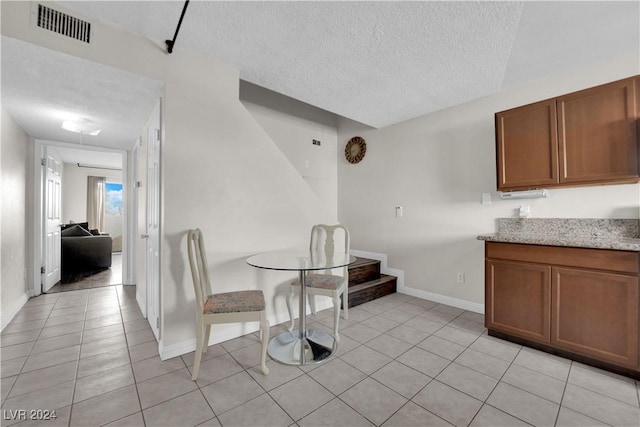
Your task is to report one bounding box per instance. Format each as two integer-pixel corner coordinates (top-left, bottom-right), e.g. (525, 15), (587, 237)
(161, 54), (335, 352)
(338, 52), (640, 309)
(2, 2), (336, 356)
(240, 82), (340, 216)
(5, 1), (637, 350)
(62, 162), (122, 225)
(1, 108), (31, 329)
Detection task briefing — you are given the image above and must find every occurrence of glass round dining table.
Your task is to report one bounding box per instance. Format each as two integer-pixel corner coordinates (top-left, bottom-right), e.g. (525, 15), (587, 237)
(246, 250), (355, 366)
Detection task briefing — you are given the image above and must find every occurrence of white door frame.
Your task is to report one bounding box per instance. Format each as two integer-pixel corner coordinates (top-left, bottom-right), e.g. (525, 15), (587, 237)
(131, 137), (145, 315)
(145, 103), (161, 340)
(43, 146), (62, 291)
(32, 139), (130, 295)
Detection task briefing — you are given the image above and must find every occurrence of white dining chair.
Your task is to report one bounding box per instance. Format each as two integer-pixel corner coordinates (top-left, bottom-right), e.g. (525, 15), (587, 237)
(187, 229), (269, 380)
(286, 224), (350, 341)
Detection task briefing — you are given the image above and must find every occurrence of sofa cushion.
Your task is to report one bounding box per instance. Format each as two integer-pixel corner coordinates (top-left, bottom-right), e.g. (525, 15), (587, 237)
(61, 222), (89, 231)
(61, 224), (92, 237)
(61, 234), (112, 280)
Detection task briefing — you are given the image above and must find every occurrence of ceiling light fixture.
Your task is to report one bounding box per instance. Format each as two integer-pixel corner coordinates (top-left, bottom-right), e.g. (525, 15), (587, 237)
(61, 119), (101, 136)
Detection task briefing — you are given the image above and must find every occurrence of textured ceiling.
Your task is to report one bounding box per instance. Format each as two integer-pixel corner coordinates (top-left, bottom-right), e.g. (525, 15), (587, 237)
(60, 0), (639, 128)
(1, 36), (162, 151)
(1, 1), (638, 159)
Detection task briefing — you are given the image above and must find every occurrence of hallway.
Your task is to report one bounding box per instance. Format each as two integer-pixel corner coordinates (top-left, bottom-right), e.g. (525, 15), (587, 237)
(47, 254), (123, 293)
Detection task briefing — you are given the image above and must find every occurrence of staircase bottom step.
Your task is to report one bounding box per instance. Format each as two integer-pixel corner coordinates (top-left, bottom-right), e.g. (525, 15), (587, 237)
(347, 274), (397, 308)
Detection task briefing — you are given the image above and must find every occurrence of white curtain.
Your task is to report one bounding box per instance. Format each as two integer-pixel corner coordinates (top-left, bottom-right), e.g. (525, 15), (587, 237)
(87, 176), (106, 232)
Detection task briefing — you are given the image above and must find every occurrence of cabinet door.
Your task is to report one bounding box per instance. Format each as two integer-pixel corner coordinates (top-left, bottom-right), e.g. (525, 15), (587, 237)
(495, 99), (558, 190)
(557, 77), (638, 184)
(551, 267), (639, 369)
(636, 76), (640, 141)
(486, 260), (551, 343)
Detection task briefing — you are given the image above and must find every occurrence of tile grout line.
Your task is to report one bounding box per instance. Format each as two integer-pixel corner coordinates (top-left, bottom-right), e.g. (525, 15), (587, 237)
(5, 291), (639, 427)
(359, 303), (540, 427)
(67, 293), (90, 427)
(0, 294), (525, 427)
(189, 341), (227, 426)
(390, 309), (486, 426)
(372, 301), (488, 425)
(334, 300), (455, 425)
(553, 361), (574, 427)
(305, 302), (461, 426)
(0, 301), (56, 410)
(195, 338), (296, 426)
(117, 287), (147, 427)
(464, 335), (532, 427)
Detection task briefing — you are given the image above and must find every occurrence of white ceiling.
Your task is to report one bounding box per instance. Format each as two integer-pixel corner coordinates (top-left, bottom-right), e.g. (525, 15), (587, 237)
(1, 36), (162, 165)
(1, 1), (638, 162)
(59, 0), (639, 128)
(55, 146), (123, 170)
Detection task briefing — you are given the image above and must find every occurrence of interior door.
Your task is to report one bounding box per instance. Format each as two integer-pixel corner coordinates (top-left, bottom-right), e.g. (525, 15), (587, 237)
(43, 147), (62, 291)
(146, 106), (161, 339)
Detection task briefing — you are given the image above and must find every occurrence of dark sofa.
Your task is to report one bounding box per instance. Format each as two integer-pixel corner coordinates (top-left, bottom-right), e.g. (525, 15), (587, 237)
(61, 224), (112, 281)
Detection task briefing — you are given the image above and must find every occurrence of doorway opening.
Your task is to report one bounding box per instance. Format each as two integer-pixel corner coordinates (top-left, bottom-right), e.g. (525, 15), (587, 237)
(36, 142), (126, 294)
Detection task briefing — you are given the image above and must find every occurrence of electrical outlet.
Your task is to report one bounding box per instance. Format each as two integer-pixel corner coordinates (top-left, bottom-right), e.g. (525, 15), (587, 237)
(456, 272), (465, 284)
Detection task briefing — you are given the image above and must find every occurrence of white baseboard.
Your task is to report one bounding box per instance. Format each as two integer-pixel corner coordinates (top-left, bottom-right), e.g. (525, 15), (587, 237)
(351, 248), (483, 314)
(160, 338), (194, 361)
(136, 291), (147, 318)
(161, 251), (394, 361)
(159, 298), (335, 361)
(160, 322), (262, 360)
(160, 250), (485, 360)
(2, 292), (30, 331)
(350, 249), (404, 288)
(400, 285), (484, 314)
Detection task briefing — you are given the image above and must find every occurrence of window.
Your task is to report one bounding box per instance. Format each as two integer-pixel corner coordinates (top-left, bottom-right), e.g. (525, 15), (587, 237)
(104, 182), (123, 252)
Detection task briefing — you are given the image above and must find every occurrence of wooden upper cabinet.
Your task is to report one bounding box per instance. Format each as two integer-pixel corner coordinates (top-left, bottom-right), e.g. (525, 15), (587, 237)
(557, 78), (638, 184)
(496, 100), (558, 190)
(495, 76), (640, 191)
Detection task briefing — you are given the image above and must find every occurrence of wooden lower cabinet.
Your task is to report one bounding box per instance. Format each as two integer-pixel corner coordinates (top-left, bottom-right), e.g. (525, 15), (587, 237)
(485, 242), (640, 376)
(486, 260), (550, 343)
(552, 267), (638, 368)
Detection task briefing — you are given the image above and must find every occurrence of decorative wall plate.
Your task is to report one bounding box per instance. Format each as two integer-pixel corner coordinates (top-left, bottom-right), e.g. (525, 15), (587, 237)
(345, 136), (366, 164)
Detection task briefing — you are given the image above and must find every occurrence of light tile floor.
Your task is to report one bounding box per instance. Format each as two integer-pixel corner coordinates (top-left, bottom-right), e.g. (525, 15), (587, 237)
(2, 287), (640, 426)
(48, 254), (123, 293)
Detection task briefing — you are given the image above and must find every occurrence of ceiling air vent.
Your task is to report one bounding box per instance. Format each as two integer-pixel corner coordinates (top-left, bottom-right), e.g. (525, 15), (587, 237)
(37, 4), (91, 43)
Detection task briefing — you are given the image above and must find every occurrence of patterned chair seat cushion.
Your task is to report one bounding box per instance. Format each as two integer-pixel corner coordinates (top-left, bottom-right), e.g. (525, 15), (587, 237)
(300, 273), (346, 290)
(204, 290), (265, 314)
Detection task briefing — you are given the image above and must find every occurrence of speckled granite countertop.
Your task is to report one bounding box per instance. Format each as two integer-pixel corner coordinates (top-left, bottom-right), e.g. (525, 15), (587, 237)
(477, 218), (640, 252)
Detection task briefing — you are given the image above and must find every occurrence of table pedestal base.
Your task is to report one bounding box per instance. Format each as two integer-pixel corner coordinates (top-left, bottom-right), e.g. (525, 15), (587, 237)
(268, 329), (336, 365)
